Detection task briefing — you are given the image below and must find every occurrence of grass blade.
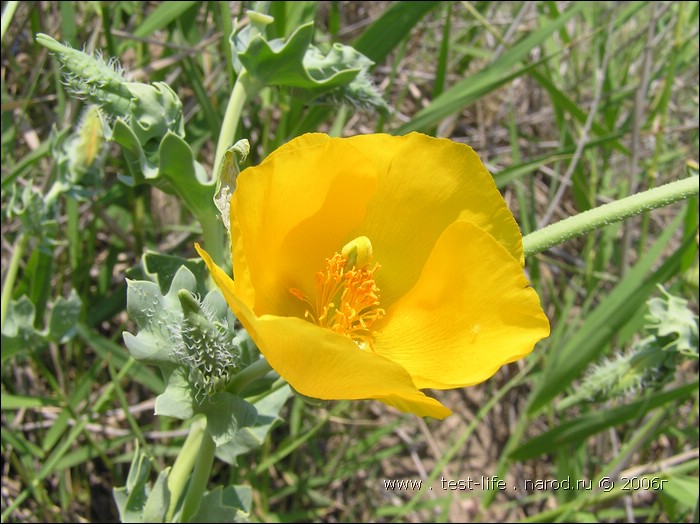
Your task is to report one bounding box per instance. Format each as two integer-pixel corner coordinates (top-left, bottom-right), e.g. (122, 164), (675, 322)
(395, 2), (585, 134)
(511, 381), (698, 460)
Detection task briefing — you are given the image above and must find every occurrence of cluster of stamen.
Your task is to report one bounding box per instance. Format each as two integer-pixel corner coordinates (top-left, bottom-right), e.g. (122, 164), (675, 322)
(290, 250), (384, 351)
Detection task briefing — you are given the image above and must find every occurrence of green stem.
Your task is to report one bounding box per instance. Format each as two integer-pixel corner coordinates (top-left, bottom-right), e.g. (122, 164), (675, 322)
(227, 357), (274, 395)
(178, 422), (216, 523)
(213, 71), (251, 178)
(166, 415), (212, 522)
(523, 176), (699, 257)
(44, 180), (66, 210)
(1, 233), (28, 331)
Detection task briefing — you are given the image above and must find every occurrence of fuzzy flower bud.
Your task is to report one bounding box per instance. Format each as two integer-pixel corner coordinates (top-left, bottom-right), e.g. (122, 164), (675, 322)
(36, 33), (184, 146)
(124, 266), (243, 413)
(557, 286), (699, 410)
(172, 290), (240, 402)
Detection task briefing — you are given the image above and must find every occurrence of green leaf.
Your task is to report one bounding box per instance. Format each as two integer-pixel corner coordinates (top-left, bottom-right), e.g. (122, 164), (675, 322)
(78, 324), (163, 394)
(157, 131), (214, 219)
(142, 468), (171, 523)
(190, 485), (252, 523)
(142, 251), (207, 296)
(112, 118), (152, 186)
(113, 444), (153, 523)
(310, 68), (389, 114)
(0, 394), (61, 410)
(232, 15), (375, 101)
(154, 367), (195, 420)
(269, 1), (317, 38)
(123, 278), (182, 365)
(114, 444), (173, 523)
(645, 287), (699, 358)
(215, 385), (291, 464)
(659, 474), (700, 510)
(47, 289), (82, 343)
(1, 296), (47, 361)
(292, 1), (437, 133)
(112, 121), (219, 241)
(197, 392), (258, 447)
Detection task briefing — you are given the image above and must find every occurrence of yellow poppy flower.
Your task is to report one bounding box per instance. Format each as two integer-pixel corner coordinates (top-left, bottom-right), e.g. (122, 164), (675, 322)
(196, 132), (549, 419)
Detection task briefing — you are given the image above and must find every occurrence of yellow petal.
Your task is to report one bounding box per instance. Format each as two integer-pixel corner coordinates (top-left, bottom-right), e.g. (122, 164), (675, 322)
(374, 220), (549, 390)
(195, 243), (451, 420)
(230, 133), (523, 315)
(228, 134), (337, 312)
(230, 134), (378, 317)
(346, 132), (524, 306)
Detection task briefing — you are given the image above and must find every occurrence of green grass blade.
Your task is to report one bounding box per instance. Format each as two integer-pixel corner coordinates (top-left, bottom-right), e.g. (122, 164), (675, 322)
(0, 394), (61, 409)
(395, 2), (585, 134)
(0, 1), (19, 45)
(530, 68), (629, 154)
(353, 2), (440, 63)
(493, 131), (626, 188)
(433, 2), (451, 100)
(132, 1), (199, 39)
(1, 426), (44, 460)
(1, 419), (87, 521)
(511, 381), (698, 460)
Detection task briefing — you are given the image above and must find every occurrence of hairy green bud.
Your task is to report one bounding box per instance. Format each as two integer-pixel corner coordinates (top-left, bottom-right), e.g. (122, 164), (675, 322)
(558, 286), (699, 410)
(36, 33), (184, 147)
(124, 266), (243, 412)
(173, 290), (241, 402)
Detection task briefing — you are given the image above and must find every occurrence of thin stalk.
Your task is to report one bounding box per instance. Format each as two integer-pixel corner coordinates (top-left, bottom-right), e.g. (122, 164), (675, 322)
(1, 233), (28, 330)
(621, 2), (658, 274)
(166, 415), (211, 522)
(640, 2), (687, 251)
(523, 176), (699, 257)
(178, 424), (216, 522)
(0, 1), (18, 45)
(214, 71), (252, 178)
(227, 357), (274, 395)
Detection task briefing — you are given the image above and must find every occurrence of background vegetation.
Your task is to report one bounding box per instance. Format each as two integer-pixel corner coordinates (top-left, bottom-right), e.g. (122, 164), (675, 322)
(1, 1), (698, 522)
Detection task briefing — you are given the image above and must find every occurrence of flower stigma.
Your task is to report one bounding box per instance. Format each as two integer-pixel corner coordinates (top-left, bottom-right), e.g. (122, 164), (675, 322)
(290, 236), (385, 351)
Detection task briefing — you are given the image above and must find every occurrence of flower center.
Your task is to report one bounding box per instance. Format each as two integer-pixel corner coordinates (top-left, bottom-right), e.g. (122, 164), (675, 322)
(289, 236), (385, 351)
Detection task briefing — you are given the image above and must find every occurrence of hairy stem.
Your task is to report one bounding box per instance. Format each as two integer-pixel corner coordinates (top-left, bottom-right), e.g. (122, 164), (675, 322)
(523, 176), (699, 257)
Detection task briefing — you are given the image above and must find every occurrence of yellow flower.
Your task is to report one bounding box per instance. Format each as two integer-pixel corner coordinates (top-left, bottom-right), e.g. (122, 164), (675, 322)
(196, 133), (549, 419)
